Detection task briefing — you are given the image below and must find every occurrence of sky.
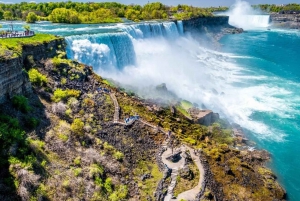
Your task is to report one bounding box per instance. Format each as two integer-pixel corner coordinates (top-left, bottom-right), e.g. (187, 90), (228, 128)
(0, 0), (297, 7)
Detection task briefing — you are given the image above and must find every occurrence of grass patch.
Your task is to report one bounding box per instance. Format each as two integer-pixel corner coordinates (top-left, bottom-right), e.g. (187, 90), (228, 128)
(175, 105), (192, 119)
(173, 160), (200, 197)
(134, 161), (163, 200)
(0, 33), (60, 59)
(180, 100), (193, 110)
(102, 79), (116, 87)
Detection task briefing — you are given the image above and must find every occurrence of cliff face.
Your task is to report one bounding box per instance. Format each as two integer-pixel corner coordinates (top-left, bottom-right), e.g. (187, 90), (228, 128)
(0, 38), (64, 104)
(181, 16), (243, 43)
(270, 14), (300, 29)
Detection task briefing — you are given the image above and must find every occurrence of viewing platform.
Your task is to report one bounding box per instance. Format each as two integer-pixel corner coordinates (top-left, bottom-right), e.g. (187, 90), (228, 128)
(0, 31), (35, 39)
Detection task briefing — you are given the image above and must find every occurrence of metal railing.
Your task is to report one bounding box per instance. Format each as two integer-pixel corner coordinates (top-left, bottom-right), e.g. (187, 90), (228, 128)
(0, 31), (35, 38)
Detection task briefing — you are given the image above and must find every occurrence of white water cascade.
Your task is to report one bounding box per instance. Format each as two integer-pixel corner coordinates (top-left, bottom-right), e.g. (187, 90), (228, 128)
(65, 19), (287, 141)
(229, 15), (270, 29)
(224, 0), (270, 30)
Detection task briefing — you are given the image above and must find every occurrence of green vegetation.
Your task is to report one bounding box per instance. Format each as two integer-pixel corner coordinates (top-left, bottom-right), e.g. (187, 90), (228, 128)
(0, 1), (227, 24)
(26, 12), (38, 23)
(173, 160), (200, 197)
(12, 95), (31, 113)
(174, 100), (193, 119)
(134, 161), (163, 200)
(210, 123), (234, 145)
(0, 33), (59, 59)
(28, 69), (48, 86)
(52, 88), (80, 102)
(255, 3), (300, 13)
(71, 118), (84, 136)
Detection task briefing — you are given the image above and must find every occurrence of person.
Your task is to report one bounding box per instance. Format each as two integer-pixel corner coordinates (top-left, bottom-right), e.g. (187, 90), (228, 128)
(168, 131), (171, 138)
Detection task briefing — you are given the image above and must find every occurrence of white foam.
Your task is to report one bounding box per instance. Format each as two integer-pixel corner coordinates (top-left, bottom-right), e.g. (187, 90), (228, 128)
(220, 0), (270, 30)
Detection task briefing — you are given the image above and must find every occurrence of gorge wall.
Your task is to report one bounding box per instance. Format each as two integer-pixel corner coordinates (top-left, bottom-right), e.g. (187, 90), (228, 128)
(0, 37), (64, 104)
(270, 14), (300, 29)
(181, 16), (243, 42)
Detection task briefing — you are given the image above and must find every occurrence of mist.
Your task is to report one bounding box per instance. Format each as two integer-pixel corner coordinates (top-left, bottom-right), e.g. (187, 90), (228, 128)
(66, 20), (289, 141)
(223, 0), (270, 29)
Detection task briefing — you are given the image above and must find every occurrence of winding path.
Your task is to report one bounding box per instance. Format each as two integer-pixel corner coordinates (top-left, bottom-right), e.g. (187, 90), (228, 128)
(109, 93), (205, 201)
(173, 146), (205, 201)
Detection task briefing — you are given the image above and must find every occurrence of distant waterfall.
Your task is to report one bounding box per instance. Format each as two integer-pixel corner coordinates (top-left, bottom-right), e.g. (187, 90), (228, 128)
(229, 15), (270, 29)
(121, 22), (180, 39)
(65, 21), (182, 70)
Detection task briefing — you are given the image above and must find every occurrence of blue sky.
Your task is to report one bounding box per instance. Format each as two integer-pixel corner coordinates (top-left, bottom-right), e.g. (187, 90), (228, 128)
(0, 0), (297, 7)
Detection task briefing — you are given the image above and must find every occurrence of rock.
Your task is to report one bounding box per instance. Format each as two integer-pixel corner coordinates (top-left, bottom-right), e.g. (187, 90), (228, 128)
(155, 83), (168, 92)
(141, 173), (151, 181)
(179, 165), (192, 180)
(188, 108), (219, 126)
(270, 14), (300, 29)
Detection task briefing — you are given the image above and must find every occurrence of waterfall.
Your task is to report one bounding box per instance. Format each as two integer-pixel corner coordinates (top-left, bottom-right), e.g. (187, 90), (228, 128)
(229, 15), (270, 29)
(176, 21), (184, 35)
(65, 21), (182, 71)
(65, 32), (136, 70)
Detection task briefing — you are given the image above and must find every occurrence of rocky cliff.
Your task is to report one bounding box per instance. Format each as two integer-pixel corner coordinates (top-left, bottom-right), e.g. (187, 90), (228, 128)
(270, 14), (300, 29)
(0, 37), (64, 104)
(181, 16), (243, 42)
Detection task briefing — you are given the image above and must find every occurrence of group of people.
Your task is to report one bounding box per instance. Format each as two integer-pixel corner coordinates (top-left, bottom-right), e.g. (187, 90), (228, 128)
(124, 115), (140, 125)
(96, 87), (110, 93)
(0, 30), (35, 38)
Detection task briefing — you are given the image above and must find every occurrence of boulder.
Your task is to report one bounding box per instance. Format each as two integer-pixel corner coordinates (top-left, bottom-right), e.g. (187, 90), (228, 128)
(188, 108), (219, 126)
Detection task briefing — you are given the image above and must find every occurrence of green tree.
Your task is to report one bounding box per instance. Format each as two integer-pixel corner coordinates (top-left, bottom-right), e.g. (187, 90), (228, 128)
(23, 24), (31, 31)
(0, 10), (4, 20)
(3, 11), (13, 20)
(26, 12), (37, 23)
(49, 8), (81, 24)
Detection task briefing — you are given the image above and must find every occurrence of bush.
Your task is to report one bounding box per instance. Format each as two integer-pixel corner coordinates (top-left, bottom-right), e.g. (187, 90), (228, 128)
(25, 117), (40, 129)
(113, 151), (124, 161)
(74, 156), (81, 166)
(52, 88), (80, 102)
(71, 118), (84, 135)
(104, 178), (113, 193)
(28, 69), (47, 86)
(12, 95), (31, 113)
(0, 114), (24, 149)
(26, 12), (38, 23)
(89, 164), (104, 179)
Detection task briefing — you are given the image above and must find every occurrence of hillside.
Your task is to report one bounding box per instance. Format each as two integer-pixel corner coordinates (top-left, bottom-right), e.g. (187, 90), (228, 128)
(0, 34), (285, 201)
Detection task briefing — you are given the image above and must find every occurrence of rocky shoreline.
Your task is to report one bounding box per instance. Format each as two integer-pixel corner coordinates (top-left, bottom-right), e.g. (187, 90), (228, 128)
(270, 14), (300, 29)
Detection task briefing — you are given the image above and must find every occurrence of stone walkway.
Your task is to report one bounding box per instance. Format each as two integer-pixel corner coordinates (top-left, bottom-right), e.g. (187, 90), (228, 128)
(173, 146), (205, 201)
(109, 93), (206, 201)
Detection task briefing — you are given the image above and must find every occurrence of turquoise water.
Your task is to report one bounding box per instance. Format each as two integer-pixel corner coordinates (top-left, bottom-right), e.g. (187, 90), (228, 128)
(220, 30), (300, 200)
(1, 20), (299, 200)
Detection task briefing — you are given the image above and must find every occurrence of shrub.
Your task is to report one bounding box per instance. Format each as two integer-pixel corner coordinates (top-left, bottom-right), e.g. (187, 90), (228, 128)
(61, 77), (67, 85)
(104, 178), (113, 193)
(71, 118), (84, 135)
(74, 156), (81, 166)
(12, 95), (31, 113)
(89, 164), (104, 179)
(0, 114), (24, 149)
(28, 69), (47, 86)
(52, 88), (80, 102)
(62, 180), (70, 189)
(83, 98), (95, 108)
(113, 151), (124, 161)
(74, 168), (82, 177)
(25, 117), (40, 129)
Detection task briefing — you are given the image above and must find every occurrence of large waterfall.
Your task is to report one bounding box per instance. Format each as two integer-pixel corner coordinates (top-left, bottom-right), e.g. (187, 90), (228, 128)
(65, 20), (290, 142)
(65, 22), (182, 70)
(229, 15), (270, 29)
